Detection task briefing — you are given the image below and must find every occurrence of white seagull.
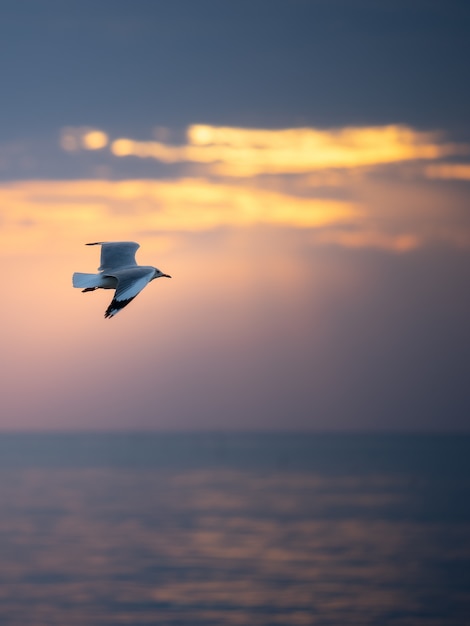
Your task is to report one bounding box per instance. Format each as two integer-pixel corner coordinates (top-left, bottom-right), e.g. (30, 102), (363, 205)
(72, 241), (171, 318)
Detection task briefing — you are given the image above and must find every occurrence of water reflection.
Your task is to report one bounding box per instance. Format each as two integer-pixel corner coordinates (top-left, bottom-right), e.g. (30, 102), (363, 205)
(0, 437), (469, 625)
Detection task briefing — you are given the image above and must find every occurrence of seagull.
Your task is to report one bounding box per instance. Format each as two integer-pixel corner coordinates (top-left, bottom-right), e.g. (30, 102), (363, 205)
(72, 241), (171, 318)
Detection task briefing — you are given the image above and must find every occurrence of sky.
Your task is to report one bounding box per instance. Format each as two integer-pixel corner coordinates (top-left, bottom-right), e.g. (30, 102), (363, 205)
(1, 0), (469, 431)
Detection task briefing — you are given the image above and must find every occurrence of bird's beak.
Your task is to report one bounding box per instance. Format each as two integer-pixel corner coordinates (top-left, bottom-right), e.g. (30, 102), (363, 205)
(162, 273), (172, 278)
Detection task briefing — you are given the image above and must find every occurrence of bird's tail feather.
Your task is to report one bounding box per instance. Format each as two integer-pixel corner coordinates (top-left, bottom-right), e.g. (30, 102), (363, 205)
(72, 272), (102, 289)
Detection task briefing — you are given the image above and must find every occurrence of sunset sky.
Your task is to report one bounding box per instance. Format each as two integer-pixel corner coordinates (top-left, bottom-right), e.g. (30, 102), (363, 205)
(1, 0), (469, 431)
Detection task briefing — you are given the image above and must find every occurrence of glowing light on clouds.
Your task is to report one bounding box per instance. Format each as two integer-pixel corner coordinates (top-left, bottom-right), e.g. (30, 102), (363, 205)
(3, 122), (462, 258)
(110, 124), (464, 176)
(60, 127), (108, 152)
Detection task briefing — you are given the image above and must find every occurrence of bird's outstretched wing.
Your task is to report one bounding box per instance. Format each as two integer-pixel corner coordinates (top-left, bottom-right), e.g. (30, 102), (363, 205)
(86, 241), (140, 272)
(103, 267), (155, 318)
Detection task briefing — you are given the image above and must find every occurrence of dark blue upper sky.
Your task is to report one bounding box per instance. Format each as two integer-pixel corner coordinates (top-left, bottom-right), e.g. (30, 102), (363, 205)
(1, 0), (470, 141)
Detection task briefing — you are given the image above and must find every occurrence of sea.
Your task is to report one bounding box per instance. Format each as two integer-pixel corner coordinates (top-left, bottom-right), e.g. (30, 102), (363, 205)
(0, 432), (469, 626)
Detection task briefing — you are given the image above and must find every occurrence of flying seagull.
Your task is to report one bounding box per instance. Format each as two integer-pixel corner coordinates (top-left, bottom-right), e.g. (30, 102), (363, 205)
(72, 241), (171, 318)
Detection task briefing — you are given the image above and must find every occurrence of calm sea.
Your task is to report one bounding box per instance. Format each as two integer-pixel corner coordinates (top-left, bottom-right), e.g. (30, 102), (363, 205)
(0, 432), (469, 626)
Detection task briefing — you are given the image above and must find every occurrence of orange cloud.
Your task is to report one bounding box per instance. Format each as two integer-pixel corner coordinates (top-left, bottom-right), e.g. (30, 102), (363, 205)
(314, 230), (421, 253)
(425, 164), (470, 181)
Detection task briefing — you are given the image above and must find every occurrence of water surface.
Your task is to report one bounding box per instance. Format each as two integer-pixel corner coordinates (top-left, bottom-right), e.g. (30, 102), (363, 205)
(0, 433), (469, 625)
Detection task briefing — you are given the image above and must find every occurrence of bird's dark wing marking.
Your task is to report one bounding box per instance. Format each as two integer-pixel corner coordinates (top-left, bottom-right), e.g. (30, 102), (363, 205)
(104, 296), (137, 318)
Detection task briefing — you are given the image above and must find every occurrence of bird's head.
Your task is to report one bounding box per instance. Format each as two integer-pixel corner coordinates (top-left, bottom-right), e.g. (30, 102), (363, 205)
(153, 268), (172, 280)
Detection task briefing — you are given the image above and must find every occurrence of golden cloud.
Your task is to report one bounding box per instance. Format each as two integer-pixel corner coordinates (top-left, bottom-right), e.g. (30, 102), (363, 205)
(0, 178), (358, 254)
(110, 124), (463, 176)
